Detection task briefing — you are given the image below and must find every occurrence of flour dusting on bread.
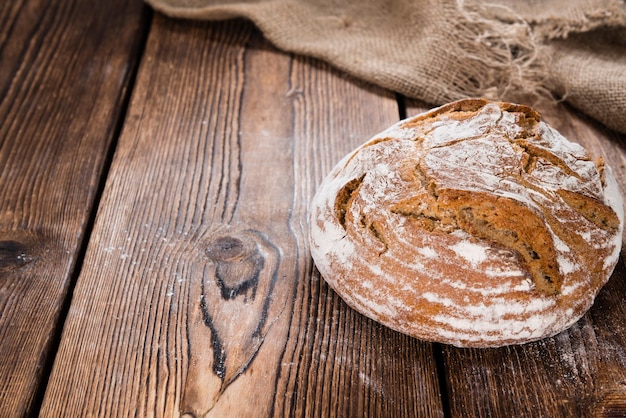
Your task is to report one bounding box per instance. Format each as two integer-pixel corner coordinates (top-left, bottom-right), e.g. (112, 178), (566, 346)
(309, 99), (624, 347)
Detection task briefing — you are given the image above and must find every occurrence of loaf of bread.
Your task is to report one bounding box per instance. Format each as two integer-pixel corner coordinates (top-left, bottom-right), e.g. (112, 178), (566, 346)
(309, 99), (624, 347)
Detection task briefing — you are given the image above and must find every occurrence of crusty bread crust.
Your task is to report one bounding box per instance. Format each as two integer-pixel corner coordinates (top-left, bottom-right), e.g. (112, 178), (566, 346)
(309, 99), (624, 347)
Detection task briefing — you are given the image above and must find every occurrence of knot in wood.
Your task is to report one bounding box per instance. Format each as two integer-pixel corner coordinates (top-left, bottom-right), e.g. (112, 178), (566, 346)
(206, 236), (246, 262)
(0, 239), (32, 269)
(204, 231), (268, 301)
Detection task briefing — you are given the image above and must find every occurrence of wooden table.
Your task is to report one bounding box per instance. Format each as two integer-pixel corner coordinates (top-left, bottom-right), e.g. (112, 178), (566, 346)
(2, 1), (625, 416)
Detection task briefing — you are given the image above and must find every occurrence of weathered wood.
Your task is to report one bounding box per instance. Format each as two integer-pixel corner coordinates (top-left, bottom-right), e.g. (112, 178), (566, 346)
(40, 19), (443, 417)
(0, 0), (147, 415)
(272, 60), (443, 418)
(406, 100), (626, 417)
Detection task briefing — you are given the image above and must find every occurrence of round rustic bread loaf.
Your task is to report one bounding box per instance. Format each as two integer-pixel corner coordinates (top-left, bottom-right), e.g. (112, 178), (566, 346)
(309, 99), (624, 347)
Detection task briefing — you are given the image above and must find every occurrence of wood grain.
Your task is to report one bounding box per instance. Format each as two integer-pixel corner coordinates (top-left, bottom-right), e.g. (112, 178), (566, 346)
(406, 99), (626, 417)
(0, 0), (146, 415)
(274, 58), (443, 418)
(40, 19), (443, 417)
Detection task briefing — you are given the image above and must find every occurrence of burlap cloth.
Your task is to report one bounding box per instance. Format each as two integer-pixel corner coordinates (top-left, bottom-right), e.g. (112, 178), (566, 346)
(147, 0), (626, 134)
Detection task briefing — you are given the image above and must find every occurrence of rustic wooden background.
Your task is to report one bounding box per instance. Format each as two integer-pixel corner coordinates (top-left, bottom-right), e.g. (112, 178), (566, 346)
(1, 0), (625, 416)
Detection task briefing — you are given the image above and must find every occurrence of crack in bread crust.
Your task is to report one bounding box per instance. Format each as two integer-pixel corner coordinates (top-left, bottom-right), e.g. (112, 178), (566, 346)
(339, 101), (620, 296)
(556, 188), (620, 231)
(391, 188), (561, 295)
(334, 174), (365, 229)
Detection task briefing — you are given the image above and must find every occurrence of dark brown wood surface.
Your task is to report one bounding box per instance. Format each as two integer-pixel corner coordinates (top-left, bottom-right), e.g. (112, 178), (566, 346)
(0, 0), (147, 416)
(38, 17), (443, 417)
(1, 0), (625, 416)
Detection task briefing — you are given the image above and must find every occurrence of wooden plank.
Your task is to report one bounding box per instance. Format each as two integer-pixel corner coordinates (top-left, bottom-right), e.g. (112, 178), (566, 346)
(40, 18), (444, 417)
(273, 59), (443, 418)
(406, 99), (626, 417)
(0, 0), (147, 416)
